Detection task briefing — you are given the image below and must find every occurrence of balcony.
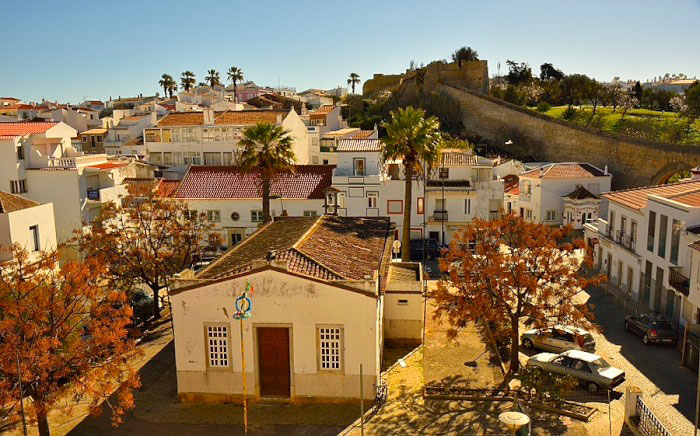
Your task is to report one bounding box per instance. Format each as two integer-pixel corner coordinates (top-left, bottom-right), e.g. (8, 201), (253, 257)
(426, 180), (474, 191)
(87, 189), (100, 201)
(432, 210), (448, 221)
(519, 192), (531, 202)
(669, 266), (690, 296)
(606, 230), (637, 253)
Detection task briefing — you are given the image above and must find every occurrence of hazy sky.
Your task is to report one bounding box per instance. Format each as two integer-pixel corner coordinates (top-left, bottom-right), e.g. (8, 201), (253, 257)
(2, 0), (699, 103)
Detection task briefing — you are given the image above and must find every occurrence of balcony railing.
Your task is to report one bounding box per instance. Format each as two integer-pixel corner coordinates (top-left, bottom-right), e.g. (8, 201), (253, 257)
(606, 230), (637, 252)
(432, 210), (448, 221)
(669, 266), (690, 296)
(519, 192), (531, 201)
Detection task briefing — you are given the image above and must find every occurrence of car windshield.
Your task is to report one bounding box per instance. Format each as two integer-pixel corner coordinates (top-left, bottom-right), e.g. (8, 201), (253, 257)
(590, 357), (610, 368)
(652, 321), (673, 330)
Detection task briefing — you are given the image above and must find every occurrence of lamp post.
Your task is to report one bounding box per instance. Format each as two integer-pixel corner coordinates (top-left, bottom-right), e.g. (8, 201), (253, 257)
(234, 281), (254, 434)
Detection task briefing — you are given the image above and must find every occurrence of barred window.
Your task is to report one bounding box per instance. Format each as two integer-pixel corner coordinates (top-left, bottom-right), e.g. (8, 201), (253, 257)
(318, 327), (343, 371)
(206, 325), (229, 368)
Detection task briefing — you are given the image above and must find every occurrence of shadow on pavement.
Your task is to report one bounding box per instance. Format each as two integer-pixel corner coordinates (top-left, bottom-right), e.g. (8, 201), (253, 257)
(586, 285), (696, 423)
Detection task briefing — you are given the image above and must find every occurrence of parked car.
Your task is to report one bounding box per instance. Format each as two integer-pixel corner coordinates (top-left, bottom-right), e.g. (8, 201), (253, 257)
(130, 290), (154, 323)
(410, 239), (441, 260)
(624, 313), (678, 346)
(526, 349), (625, 393)
(521, 326), (596, 352)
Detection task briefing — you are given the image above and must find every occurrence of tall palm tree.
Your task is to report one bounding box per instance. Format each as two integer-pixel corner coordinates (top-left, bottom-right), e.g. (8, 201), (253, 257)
(159, 74), (174, 97)
(347, 73), (360, 94)
(205, 69), (221, 87)
(227, 66), (244, 103)
(180, 71), (196, 92)
(239, 123), (296, 224)
(381, 106), (442, 261)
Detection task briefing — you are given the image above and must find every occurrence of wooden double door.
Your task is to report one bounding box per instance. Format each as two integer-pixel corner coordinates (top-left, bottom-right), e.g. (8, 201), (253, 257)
(257, 327), (290, 397)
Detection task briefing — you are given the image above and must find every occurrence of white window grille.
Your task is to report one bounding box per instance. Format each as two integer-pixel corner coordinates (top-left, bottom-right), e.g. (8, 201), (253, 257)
(318, 327), (342, 370)
(206, 325), (229, 367)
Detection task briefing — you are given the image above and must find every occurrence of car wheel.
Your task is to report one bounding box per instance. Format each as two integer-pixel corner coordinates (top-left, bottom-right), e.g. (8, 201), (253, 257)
(624, 322), (630, 332)
(522, 338), (534, 350)
(643, 334), (650, 345)
(586, 382), (600, 394)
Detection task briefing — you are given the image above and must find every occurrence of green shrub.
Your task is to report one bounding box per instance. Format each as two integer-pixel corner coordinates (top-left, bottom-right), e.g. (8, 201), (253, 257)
(561, 107), (577, 120)
(536, 102), (551, 113)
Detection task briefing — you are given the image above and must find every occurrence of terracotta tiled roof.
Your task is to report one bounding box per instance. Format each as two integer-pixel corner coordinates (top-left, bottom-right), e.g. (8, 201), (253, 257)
(80, 128), (107, 135)
(661, 189), (700, 207)
(563, 185), (598, 200)
(0, 122), (58, 139)
(521, 163), (607, 179)
(0, 191), (40, 213)
(174, 165), (334, 199)
(0, 97), (20, 102)
(157, 110), (287, 127)
(503, 174), (519, 195)
(199, 215), (391, 284)
(87, 162), (125, 170)
(603, 180), (700, 210)
(310, 105), (335, 120)
(322, 128), (359, 138)
(352, 130), (375, 139)
(336, 139), (382, 152)
(157, 179), (180, 198)
(440, 149), (478, 166)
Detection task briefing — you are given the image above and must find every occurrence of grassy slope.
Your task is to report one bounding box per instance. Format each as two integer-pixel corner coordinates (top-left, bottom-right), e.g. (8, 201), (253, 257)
(538, 105), (700, 145)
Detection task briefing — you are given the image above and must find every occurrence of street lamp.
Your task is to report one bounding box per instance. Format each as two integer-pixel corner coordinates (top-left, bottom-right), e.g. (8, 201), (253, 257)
(499, 411), (529, 435)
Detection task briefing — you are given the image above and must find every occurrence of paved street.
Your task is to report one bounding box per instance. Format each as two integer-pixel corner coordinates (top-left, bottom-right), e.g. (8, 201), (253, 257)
(574, 285), (696, 435)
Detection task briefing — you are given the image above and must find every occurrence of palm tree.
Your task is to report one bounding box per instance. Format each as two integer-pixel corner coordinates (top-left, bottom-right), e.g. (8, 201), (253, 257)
(347, 73), (360, 94)
(205, 69), (221, 87)
(180, 71), (196, 92)
(227, 66), (244, 103)
(381, 106), (442, 261)
(159, 74), (177, 98)
(239, 123), (296, 224)
(159, 74), (174, 97)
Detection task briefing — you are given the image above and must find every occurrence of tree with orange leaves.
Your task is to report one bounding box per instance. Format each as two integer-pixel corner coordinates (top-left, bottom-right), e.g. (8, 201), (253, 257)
(73, 181), (219, 321)
(432, 214), (603, 380)
(0, 246), (140, 436)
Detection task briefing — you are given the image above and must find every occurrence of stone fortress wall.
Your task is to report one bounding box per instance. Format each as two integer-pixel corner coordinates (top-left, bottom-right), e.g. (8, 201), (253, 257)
(377, 60), (700, 189)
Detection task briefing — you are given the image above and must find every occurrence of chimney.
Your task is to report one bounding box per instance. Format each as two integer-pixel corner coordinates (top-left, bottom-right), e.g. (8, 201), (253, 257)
(604, 165), (609, 176)
(203, 109), (215, 125)
(692, 166), (700, 181)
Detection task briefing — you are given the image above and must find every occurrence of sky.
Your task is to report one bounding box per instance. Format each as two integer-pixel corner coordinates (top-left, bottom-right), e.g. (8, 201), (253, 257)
(2, 0), (699, 104)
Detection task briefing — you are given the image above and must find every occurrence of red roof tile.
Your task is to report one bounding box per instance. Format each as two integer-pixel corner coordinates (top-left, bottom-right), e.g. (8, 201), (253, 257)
(352, 130), (375, 139)
(521, 163), (607, 179)
(87, 162), (125, 170)
(0, 191), (40, 213)
(440, 149), (479, 166)
(336, 139), (382, 152)
(157, 179), (180, 198)
(174, 165), (334, 199)
(604, 180), (700, 210)
(0, 122), (58, 139)
(157, 110), (287, 127)
(667, 190), (700, 207)
(198, 215), (392, 283)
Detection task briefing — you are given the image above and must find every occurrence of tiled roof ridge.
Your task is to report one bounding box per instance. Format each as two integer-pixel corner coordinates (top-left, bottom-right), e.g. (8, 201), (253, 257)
(291, 215), (324, 250)
(656, 186), (700, 199)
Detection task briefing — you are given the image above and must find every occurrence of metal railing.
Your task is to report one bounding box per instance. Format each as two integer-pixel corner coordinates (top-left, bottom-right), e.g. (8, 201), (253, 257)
(669, 266), (690, 296)
(432, 210), (448, 221)
(635, 396), (671, 436)
(605, 229), (637, 253)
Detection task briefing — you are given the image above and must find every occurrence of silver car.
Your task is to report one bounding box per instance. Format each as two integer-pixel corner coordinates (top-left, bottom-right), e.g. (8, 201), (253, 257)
(521, 326), (595, 353)
(526, 349), (625, 393)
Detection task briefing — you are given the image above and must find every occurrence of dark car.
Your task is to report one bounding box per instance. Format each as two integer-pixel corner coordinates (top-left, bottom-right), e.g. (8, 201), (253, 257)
(131, 290), (154, 324)
(624, 313), (678, 346)
(410, 239), (442, 260)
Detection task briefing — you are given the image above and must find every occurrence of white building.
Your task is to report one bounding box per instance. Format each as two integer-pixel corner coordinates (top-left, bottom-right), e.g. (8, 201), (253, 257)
(0, 192), (57, 263)
(104, 113), (157, 156)
(585, 178), (700, 331)
(169, 215), (424, 404)
(143, 109), (310, 174)
(516, 163), (611, 225)
(166, 165), (334, 247)
(330, 141), (504, 246)
(0, 121), (155, 254)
